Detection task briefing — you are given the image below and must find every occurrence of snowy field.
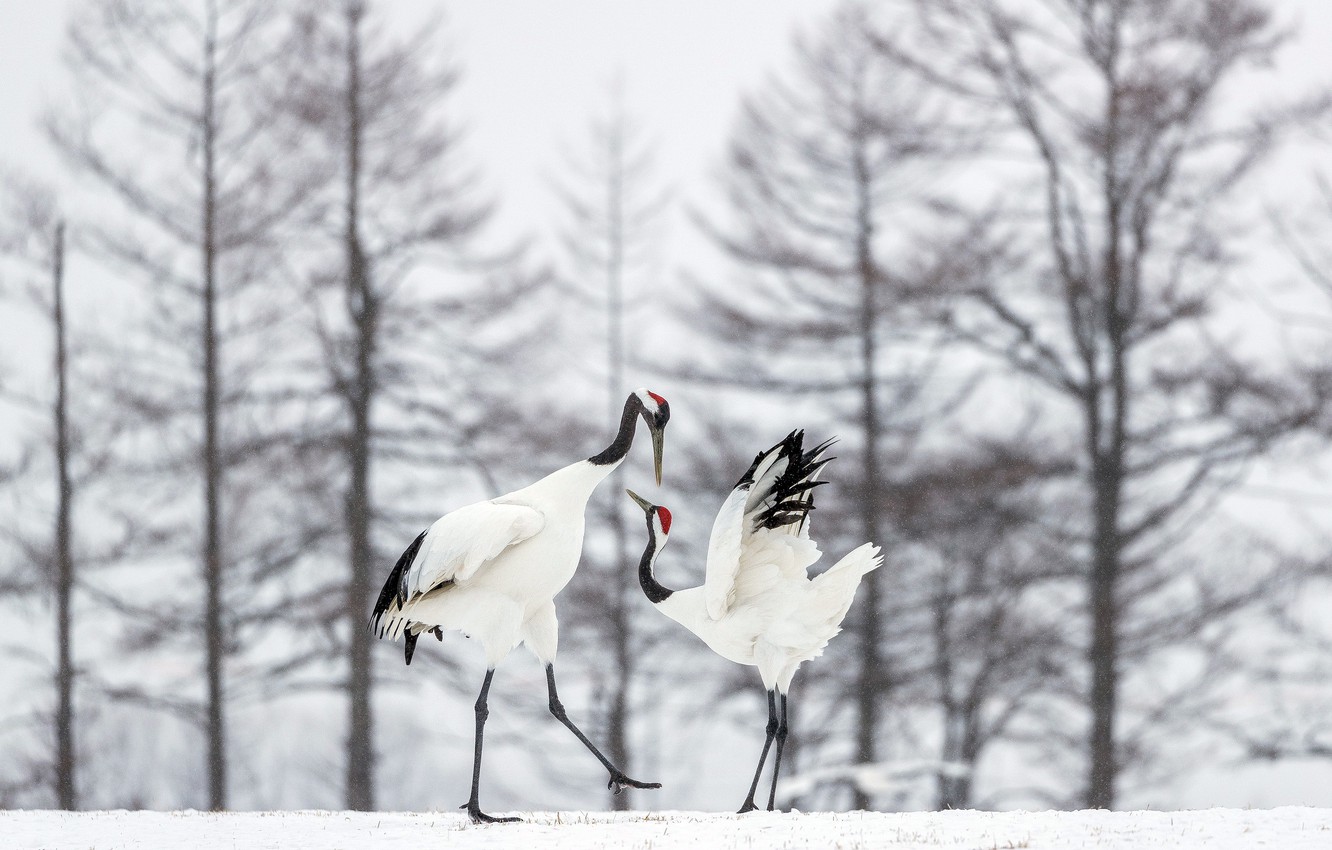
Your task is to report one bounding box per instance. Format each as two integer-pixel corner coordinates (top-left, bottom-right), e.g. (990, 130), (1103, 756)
(6, 808), (1332, 849)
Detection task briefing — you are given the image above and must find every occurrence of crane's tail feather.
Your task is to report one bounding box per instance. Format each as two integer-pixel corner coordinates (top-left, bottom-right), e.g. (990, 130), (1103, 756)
(805, 542), (884, 626)
(829, 542), (884, 577)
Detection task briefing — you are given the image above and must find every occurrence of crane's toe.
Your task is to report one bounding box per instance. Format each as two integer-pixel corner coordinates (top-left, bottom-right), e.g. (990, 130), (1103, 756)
(461, 803), (522, 824)
(608, 772), (662, 794)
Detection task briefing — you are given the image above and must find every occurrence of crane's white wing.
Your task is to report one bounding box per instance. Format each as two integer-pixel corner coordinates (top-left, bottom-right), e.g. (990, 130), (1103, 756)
(704, 431), (836, 620)
(405, 501), (545, 597)
(704, 484), (749, 620)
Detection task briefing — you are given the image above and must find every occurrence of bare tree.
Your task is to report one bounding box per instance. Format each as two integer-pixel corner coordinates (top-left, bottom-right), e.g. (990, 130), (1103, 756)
(678, 6), (982, 809)
(47, 0), (312, 810)
(0, 174), (151, 809)
(47, 216), (74, 811)
(0, 179), (76, 808)
(282, 0), (559, 810)
(893, 441), (1078, 809)
(549, 86), (671, 810)
(1218, 137), (1332, 768)
(876, 0), (1324, 808)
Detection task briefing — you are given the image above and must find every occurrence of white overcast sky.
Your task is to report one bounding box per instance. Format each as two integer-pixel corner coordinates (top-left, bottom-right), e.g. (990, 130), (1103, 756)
(0, 0), (842, 404)
(0, 0), (839, 238)
(3, 1), (1331, 255)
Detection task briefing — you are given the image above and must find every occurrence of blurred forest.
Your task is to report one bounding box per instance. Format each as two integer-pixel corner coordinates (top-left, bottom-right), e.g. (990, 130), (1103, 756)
(3, 0), (1332, 814)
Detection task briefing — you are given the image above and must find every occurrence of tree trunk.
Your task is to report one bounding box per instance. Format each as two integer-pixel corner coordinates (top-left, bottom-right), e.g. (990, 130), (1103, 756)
(851, 140), (883, 811)
(940, 692), (982, 809)
(937, 713), (966, 809)
(933, 587), (960, 811)
(1086, 452), (1121, 808)
(343, 0), (376, 812)
(605, 548), (633, 812)
(1085, 288), (1128, 810)
(200, 0), (227, 811)
(52, 220), (77, 811)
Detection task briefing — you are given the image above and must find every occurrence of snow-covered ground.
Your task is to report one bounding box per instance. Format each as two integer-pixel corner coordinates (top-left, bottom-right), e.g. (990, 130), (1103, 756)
(6, 808), (1332, 849)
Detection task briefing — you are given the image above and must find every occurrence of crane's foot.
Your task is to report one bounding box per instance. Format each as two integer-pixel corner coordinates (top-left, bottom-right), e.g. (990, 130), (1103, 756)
(461, 802), (522, 824)
(737, 799), (759, 814)
(607, 771), (662, 795)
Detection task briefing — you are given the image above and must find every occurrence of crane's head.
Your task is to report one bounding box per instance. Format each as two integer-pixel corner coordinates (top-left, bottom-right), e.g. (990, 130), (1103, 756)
(626, 489), (671, 544)
(633, 389), (670, 486)
(627, 489), (674, 603)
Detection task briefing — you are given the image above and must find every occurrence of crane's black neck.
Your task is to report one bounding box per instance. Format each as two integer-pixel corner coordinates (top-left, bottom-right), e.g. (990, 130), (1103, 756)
(588, 394), (641, 467)
(638, 537), (673, 603)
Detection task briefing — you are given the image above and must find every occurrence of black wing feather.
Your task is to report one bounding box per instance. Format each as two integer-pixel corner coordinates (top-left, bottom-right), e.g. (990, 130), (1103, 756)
(751, 431), (838, 535)
(370, 528), (429, 636)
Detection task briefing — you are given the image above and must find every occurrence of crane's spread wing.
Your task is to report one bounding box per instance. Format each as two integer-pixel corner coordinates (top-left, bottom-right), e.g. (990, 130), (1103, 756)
(370, 501), (544, 640)
(704, 431), (835, 620)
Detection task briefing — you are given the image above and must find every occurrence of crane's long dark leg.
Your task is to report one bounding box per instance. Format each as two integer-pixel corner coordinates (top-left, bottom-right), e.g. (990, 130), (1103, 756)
(766, 691), (789, 811)
(737, 690), (778, 813)
(462, 669), (520, 824)
(545, 664), (661, 794)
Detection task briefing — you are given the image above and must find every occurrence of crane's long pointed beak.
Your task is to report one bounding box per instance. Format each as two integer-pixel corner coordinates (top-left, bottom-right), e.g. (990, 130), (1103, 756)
(626, 489), (654, 513)
(651, 427), (664, 486)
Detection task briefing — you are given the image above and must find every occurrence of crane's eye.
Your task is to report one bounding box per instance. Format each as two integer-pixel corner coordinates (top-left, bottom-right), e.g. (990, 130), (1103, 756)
(656, 507), (672, 535)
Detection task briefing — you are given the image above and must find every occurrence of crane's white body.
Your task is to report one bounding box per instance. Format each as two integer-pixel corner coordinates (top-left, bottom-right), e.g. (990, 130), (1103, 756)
(644, 433), (882, 693)
(655, 539), (880, 693)
(376, 460), (613, 667)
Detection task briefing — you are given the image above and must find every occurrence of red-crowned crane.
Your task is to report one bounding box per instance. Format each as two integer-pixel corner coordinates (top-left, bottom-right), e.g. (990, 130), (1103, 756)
(626, 430), (882, 812)
(371, 389), (669, 823)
